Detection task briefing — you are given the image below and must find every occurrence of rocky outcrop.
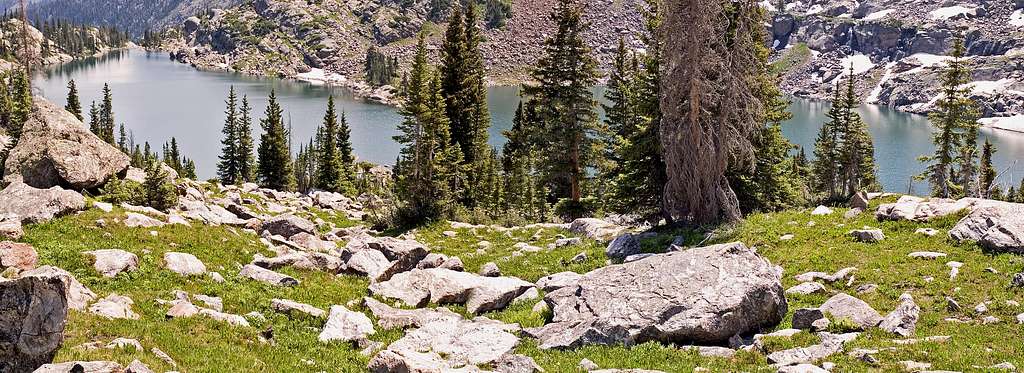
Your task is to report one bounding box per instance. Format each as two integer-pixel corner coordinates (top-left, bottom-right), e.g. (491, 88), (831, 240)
(18, 266), (96, 311)
(318, 305), (375, 343)
(2, 98), (129, 190)
(875, 196), (977, 222)
(525, 242), (787, 349)
(949, 202), (1024, 253)
(0, 182), (86, 224)
(0, 276), (68, 373)
(367, 316), (522, 372)
(369, 268), (534, 314)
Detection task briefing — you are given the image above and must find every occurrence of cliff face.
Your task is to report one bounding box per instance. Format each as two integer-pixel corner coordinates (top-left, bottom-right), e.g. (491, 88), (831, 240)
(167, 0), (647, 84)
(769, 0), (1024, 119)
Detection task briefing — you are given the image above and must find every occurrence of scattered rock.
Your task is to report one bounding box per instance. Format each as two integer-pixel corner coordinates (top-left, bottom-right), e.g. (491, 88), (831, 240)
(32, 361), (124, 373)
(767, 332), (859, 366)
(19, 265), (97, 311)
(849, 229), (884, 243)
(0, 241), (38, 271)
(0, 182), (86, 224)
(850, 192), (869, 210)
(88, 293), (139, 320)
(239, 264), (299, 286)
(367, 317), (520, 372)
(915, 228), (939, 236)
(568, 218), (628, 241)
(795, 267), (856, 283)
(605, 233), (641, 259)
(0, 215), (23, 240)
(946, 296), (961, 312)
(262, 214), (316, 237)
(879, 293), (919, 337)
(899, 361), (931, 371)
(0, 276), (67, 373)
(526, 243), (786, 348)
(819, 293), (882, 330)
(84, 249), (139, 278)
(370, 268), (534, 314)
(199, 309), (251, 327)
(480, 262), (501, 277)
(787, 282), (826, 295)
(947, 261), (963, 280)
(123, 212), (165, 228)
(163, 252), (207, 276)
(811, 206), (834, 215)
(949, 202), (1024, 253)
(125, 360), (155, 373)
(106, 337), (142, 351)
(362, 297), (460, 330)
(792, 308), (827, 330)
(319, 305), (375, 343)
(907, 251), (946, 259)
(271, 298), (326, 318)
(778, 364), (829, 373)
(579, 358), (600, 371)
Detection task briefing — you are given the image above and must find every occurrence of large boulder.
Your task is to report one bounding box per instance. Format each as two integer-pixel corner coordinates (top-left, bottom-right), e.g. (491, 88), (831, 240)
(367, 317), (520, 372)
(875, 196), (997, 222)
(0, 276), (67, 373)
(605, 233), (641, 260)
(18, 266), (96, 311)
(261, 214), (316, 237)
(819, 293), (882, 330)
(568, 218), (628, 241)
(83, 249), (139, 278)
(318, 305), (375, 343)
(2, 98), (129, 190)
(524, 242), (786, 349)
(949, 203), (1024, 253)
(369, 268), (535, 314)
(0, 182), (85, 224)
(0, 241), (38, 272)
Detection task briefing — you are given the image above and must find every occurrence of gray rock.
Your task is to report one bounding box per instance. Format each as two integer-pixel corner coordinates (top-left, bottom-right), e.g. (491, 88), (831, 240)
(198, 309), (250, 327)
(32, 361), (123, 373)
(253, 251), (342, 274)
(849, 229), (884, 243)
(0, 276), (67, 373)
(579, 358), (600, 371)
(491, 354), (543, 373)
(318, 305), (375, 343)
(949, 203), (1024, 253)
(819, 293), (883, 330)
(787, 282), (826, 295)
(262, 214), (316, 237)
(2, 98), (129, 190)
(88, 293), (139, 320)
(0, 241), (38, 271)
(239, 264), (299, 286)
(875, 196), (973, 222)
(18, 265), (96, 311)
(125, 360), (154, 373)
(795, 267), (856, 283)
(123, 212), (164, 228)
(83, 249), (139, 278)
(1012, 273), (1024, 288)
(568, 218), (628, 241)
(362, 297), (461, 330)
(606, 233), (641, 259)
(415, 253), (448, 269)
(907, 251), (946, 259)
(878, 293), (919, 337)
(367, 317), (520, 372)
(792, 308), (827, 330)
(850, 191), (869, 210)
(777, 364), (829, 373)
(369, 268), (534, 314)
(439, 256), (464, 271)
(271, 298), (325, 318)
(0, 182), (85, 224)
(0, 215), (23, 240)
(767, 332), (859, 366)
(163, 252), (207, 276)
(525, 242), (787, 349)
(480, 262), (501, 277)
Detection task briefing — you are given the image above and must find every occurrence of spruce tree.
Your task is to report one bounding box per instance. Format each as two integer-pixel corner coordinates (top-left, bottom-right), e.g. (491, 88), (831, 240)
(812, 84), (843, 200)
(236, 95), (257, 183)
(99, 83), (115, 144)
(837, 67), (879, 196)
(217, 87), (241, 184)
(316, 96), (345, 193)
(336, 110), (357, 195)
(168, 137), (182, 174)
(462, 0), (493, 205)
(88, 101), (100, 136)
(978, 139), (997, 198)
(257, 90), (294, 191)
(65, 79), (83, 121)
(394, 34), (431, 211)
(142, 158), (178, 211)
(523, 0), (601, 209)
(117, 124), (128, 153)
(921, 36), (978, 198)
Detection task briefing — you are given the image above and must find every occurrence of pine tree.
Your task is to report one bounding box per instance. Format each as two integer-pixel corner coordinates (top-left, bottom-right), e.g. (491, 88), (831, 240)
(257, 90), (294, 191)
(65, 79), (83, 121)
(142, 158), (178, 211)
(117, 124), (128, 153)
(168, 137), (182, 174)
(182, 158), (197, 180)
(812, 84), (843, 200)
(217, 87), (241, 184)
(978, 139), (997, 198)
(394, 34), (431, 212)
(837, 67), (878, 196)
(523, 0), (601, 210)
(336, 110), (357, 195)
(99, 83), (115, 144)
(236, 95), (257, 183)
(921, 36), (978, 198)
(316, 96), (345, 193)
(462, 1), (493, 206)
(88, 101), (100, 136)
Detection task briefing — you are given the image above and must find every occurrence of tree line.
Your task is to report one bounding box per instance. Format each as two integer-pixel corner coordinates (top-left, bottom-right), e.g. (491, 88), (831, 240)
(0, 13), (129, 60)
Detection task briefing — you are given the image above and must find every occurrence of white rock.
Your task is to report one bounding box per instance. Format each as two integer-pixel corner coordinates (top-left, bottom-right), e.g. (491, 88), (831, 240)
(318, 305), (375, 343)
(89, 293), (140, 319)
(811, 206), (834, 215)
(163, 252), (207, 276)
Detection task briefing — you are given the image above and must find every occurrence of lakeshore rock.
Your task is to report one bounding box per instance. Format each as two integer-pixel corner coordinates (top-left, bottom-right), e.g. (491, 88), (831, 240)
(369, 268), (534, 314)
(2, 98), (129, 190)
(525, 242), (786, 349)
(0, 276), (68, 373)
(0, 182), (86, 224)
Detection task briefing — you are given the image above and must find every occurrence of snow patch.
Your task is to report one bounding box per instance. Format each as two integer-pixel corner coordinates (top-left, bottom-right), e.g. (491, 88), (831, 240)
(759, 0), (777, 12)
(1011, 10), (1024, 27)
(864, 9), (896, 21)
(979, 115), (1024, 134)
(867, 62), (896, 104)
(294, 68), (347, 85)
(929, 5), (977, 20)
(806, 4), (824, 15)
(966, 79), (1022, 96)
(839, 54), (875, 75)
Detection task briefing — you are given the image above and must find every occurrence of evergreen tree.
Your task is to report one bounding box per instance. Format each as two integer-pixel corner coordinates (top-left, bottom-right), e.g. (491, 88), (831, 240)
(168, 137), (182, 174)
(978, 139), (997, 198)
(462, 0), (493, 205)
(336, 110), (357, 195)
(523, 0), (601, 210)
(920, 36), (978, 198)
(142, 158), (178, 211)
(256, 90), (294, 191)
(217, 87), (241, 184)
(117, 123), (128, 153)
(182, 158), (197, 180)
(812, 84), (845, 200)
(394, 34), (431, 212)
(837, 67), (879, 196)
(65, 79), (83, 121)
(88, 101), (100, 136)
(99, 83), (115, 144)
(236, 95), (257, 183)
(316, 96), (346, 193)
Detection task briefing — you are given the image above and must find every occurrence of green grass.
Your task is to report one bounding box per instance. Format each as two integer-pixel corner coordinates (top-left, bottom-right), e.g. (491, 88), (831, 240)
(15, 197), (1024, 372)
(770, 43), (812, 77)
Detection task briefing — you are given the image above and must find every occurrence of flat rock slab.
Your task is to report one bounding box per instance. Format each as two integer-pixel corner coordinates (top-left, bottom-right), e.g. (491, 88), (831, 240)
(907, 251), (947, 259)
(262, 214), (316, 237)
(0, 276), (68, 373)
(568, 218), (628, 241)
(368, 317), (520, 372)
(0, 241), (38, 271)
(318, 305), (375, 343)
(239, 264), (299, 286)
(525, 242), (787, 349)
(537, 271), (582, 292)
(84, 249), (139, 277)
(875, 196), (977, 222)
(786, 282), (826, 295)
(767, 332), (858, 366)
(0, 182), (86, 224)
(819, 293), (882, 330)
(123, 212), (164, 228)
(271, 298), (325, 318)
(19, 265), (97, 311)
(32, 361), (124, 373)
(949, 202), (1024, 253)
(369, 268), (534, 314)
(795, 267), (856, 283)
(88, 294), (139, 320)
(163, 252), (207, 276)
(362, 297), (461, 330)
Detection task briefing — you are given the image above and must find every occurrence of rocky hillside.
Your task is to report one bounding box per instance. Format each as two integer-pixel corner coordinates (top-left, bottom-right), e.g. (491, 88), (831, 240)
(0, 19), (127, 66)
(769, 0), (1024, 126)
(165, 0), (645, 102)
(2, 95), (1024, 372)
(1, 0), (242, 36)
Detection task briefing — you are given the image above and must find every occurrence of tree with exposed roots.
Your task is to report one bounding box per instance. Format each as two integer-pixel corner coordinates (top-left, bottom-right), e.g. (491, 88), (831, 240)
(659, 0), (766, 224)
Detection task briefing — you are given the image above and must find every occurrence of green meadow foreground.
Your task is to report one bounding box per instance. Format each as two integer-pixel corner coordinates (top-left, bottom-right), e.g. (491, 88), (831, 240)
(11, 194), (1021, 372)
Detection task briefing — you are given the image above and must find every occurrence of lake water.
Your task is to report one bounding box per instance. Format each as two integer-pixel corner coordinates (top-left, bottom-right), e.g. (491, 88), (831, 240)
(36, 49), (1024, 193)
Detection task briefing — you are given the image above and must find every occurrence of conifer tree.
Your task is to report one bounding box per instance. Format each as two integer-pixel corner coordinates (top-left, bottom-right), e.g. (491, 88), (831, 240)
(316, 96), (345, 193)
(117, 124), (128, 153)
(462, 0), (493, 205)
(920, 36), (978, 198)
(217, 87), (241, 184)
(182, 158), (197, 180)
(394, 34), (431, 209)
(99, 83), (115, 144)
(65, 79), (83, 121)
(812, 84), (844, 200)
(236, 95), (257, 183)
(257, 90), (295, 191)
(88, 101), (100, 136)
(142, 158), (178, 211)
(837, 67), (879, 195)
(523, 0), (601, 210)
(978, 139), (997, 198)
(168, 137), (182, 174)
(336, 110), (357, 195)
